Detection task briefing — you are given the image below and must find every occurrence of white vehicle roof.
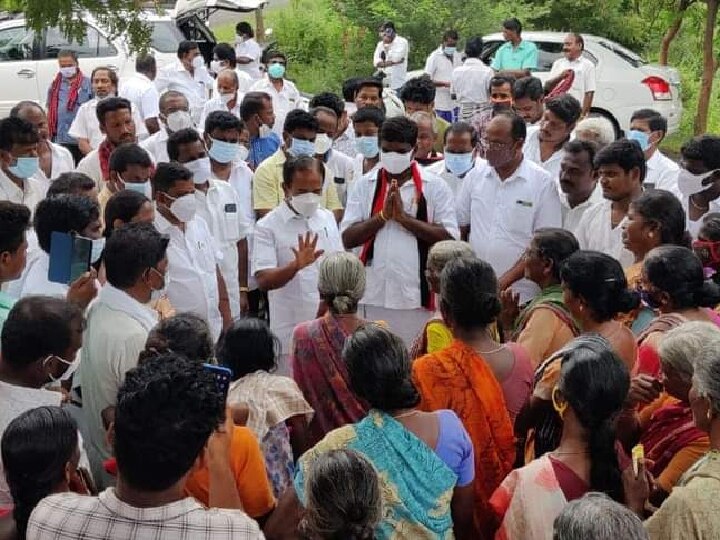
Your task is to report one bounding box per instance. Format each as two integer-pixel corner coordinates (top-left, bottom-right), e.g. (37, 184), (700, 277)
(175, 0), (268, 16)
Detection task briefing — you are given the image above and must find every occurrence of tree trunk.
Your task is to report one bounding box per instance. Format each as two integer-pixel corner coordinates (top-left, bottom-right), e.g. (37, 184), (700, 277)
(694, 0), (720, 135)
(255, 8), (265, 42)
(660, 0), (693, 65)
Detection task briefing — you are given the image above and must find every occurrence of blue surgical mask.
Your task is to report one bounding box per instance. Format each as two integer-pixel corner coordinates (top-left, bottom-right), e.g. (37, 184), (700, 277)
(122, 179), (152, 199)
(8, 156), (39, 179)
(208, 138), (239, 164)
(444, 46), (457, 56)
(355, 136), (379, 158)
(444, 152), (474, 176)
(267, 63), (286, 79)
(289, 138), (316, 157)
(627, 130), (650, 151)
(90, 237), (105, 264)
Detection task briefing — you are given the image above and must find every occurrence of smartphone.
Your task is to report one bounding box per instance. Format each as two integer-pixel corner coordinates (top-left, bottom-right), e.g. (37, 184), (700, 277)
(203, 363), (233, 397)
(48, 231), (92, 285)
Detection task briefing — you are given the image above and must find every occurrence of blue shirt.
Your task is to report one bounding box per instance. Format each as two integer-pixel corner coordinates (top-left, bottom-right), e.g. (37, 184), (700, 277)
(47, 75), (93, 145)
(249, 132), (281, 170)
(491, 40), (538, 70)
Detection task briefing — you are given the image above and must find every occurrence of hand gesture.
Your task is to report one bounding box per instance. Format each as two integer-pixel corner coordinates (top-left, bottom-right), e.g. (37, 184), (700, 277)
(622, 459), (652, 514)
(292, 232), (324, 270)
(67, 269), (98, 309)
(626, 375), (663, 408)
(390, 185), (408, 223)
(382, 180), (397, 222)
(499, 288), (520, 330)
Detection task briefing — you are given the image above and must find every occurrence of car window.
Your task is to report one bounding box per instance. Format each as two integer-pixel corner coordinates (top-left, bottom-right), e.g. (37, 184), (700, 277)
(534, 41), (564, 72)
(149, 20), (184, 53)
(481, 40), (502, 66)
(596, 40), (647, 68)
(0, 26), (35, 62)
(43, 26), (117, 59)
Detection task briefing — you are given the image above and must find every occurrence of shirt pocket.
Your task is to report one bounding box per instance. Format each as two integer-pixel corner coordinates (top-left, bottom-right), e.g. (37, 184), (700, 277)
(501, 199), (535, 236)
(221, 203), (242, 243)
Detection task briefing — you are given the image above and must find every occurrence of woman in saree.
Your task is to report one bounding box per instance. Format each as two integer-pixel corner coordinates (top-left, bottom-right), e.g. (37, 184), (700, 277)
(265, 323), (476, 540)
(635, 246), (720, 379)
(617, 322), (717, 507)
(621, 189), (687, 334)
(624, 321), (720, 540)
(412, 256), (523, 538)
(490, 335), (631, 540)
(499, 228), (580, 367)
(291, 252), (369, 446)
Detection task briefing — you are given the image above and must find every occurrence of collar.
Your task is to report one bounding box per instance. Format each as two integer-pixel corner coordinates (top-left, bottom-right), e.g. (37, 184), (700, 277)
(646, 149), (664, 169)
(96, 283), (158, 332)
(463, 57), (484, 65)
(133, 72), (152, 84)
(99, 489), (201, 522)
(561, 182), (603, 210)
(279, 200), (305, 223)
(175, 61), (191, 74)
(487, 156), (530, 183)
(0, 168), (26, 197)
(154, 211), (179, 234)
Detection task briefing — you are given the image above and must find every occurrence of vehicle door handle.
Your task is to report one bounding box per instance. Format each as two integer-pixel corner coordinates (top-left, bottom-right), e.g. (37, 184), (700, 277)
(16, 69), (35, 78)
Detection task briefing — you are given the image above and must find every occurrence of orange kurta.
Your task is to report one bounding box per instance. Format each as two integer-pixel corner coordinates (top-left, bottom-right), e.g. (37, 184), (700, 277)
(413, 340), (515, 537)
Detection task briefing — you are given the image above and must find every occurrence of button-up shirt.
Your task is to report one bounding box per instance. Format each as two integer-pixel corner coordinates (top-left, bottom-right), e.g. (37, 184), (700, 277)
(550, 56), (597, 103)
(38, 142), (75, 183)
(332, 119), (356, 158)
(249, 77), (302, 137)
(155, 213), (223, 341)
(69, 98), (147, 149)
(561, 182), (603, 235)
(341, 166), (459, 310)
(426, 156), (486, 195)
(456, 158), (561, 302)
(235, 37), (263, 79)
(28, 489), (264, 540)
(0, 168), (48, 216)
(252, 202), (343, 351)
(575, 198), (633, 268)
(491, 40), (538, 70)
(522, 125), (565, 184)
(155, 61), (213, 123)
(424, 47), (462, 111)
(373, 35), (409, 90)
(248, 132), (281, 170)
(325, 148), (355, 207)
(645, 149), (680, 194)
(47, 75), (93, 145)
(76, 147), (104, 190)
(227, 161), (258, 290)
(451, 58), (494, 114)
(199, 95), (243, 129)
(140, 128), (169, 163)
(119, 72), (160, 121)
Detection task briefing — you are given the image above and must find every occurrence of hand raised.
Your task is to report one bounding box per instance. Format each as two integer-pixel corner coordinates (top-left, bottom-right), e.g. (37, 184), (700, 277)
(292, 232), (324, 270)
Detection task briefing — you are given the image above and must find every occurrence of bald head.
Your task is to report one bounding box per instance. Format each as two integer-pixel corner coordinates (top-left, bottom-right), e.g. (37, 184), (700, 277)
(159, 91), (189, 116)
(217, 69), (239, 95)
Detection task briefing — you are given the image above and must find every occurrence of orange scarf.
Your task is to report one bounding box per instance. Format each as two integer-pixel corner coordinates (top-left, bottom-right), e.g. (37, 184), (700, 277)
(412, 340), (515, 537)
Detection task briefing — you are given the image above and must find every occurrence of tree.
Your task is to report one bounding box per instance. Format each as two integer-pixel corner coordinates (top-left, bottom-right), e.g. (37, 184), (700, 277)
(695, 0), (720, 134)
(659, 0), (695, 65)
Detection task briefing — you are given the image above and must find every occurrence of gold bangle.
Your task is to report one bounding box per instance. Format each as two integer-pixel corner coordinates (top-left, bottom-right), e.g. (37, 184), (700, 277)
(239, 287), (249, 293)
(378, 210), (387, 222)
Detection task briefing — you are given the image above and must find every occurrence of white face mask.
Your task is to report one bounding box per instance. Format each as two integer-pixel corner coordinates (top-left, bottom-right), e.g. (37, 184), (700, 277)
(209, 60), (224, 74)
(220, 92), (236, 106)
(167, 193), (197, 223)
(314, 133), (333, 155)
(185, 157), (213, 185)
(380, 150), (413, 175)
(191, 55), (205, 71)
(258, 119), (272, 138)
(290, 193), (321, 218)
(677, 168), (719, 196)
(237, 145), (250, 162)
(165, 111), (194, 133)
(59, 66), (76, 78)
(146, 267), (166, 304)
(90, 237), (105, 264)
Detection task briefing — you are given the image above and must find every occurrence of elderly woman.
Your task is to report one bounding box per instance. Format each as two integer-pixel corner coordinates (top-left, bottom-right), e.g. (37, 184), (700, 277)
(292, 252), (369, 447)
(299, 449), (382, 540)
(574, 116), (616, 148)
(409, 240), (475, 359)
(624, 322), (720, 539)
(267, 324), (476, 540)
(618, 322), (717, 506)
(552, 492), (648, 540)
(409, 111), (443, 166)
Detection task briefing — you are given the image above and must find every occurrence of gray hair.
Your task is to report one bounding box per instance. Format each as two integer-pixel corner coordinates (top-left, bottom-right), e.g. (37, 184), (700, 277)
(317, 252), (366, 315)
(575, 116), (616, 148)
(553, 492), (648, 540)
(693, 323), (720, 413)
(301, 449), (382, 540)
(408, 111), (437, 135)
(660, 321), (720, 385)
(427, 240), (475, 274)
(217, 68), (239, 87)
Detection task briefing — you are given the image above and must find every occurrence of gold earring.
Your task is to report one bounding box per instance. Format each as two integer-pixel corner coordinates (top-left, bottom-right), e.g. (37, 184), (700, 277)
(552, 387), (568, 419)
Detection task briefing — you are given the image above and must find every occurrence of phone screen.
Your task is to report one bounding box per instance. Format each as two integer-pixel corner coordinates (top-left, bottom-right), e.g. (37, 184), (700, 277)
(203, 363), (233, 397)
(48, 231), (92, 285)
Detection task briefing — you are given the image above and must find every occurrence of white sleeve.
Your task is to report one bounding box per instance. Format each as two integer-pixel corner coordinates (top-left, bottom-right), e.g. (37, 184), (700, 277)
(424, 53), (434, 76)
(585, 61), (597, 93)
(549, 59), (562, 77)
(429, 179), (460, 239)
(373, 42), (384, 67)
(155, 68), (170, 93)
(140, 85), (160, 119)
(251, 219), (278, 275)
(455, 169), (475, 227)
(574, 208), (592, 249)
(533, 178), (563, 230)
(340, 177), (370, 233)
(68, 107), (88, 140)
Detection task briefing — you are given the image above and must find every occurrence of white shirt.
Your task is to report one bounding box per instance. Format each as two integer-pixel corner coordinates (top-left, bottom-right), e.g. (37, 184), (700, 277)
(76, 148), (104, 190)
(253, 203), (343, 352)
(341, 166), (459, 310)
(333, 120), (356, 159)
(155, 213), (223, 341)
(37, 142), (74, 183)
(227, 161), (258, 291)
(373, 35), (409, 90)
(199, 94), (243, 129)
(451, 58), (494, 105)
(20, 251), (69, 298)
(646, 149), (680, 194)
(68, 98), (147, 150)
(140, 128), (170, 163)
(575, 198), (633, 268)
(427, 157), (486, 195)
(522, 125), (565, 184)
(456, 158), (562, 302)
(155, 61), (213, 123)
(119, 72), (160, 121)
(0, 168), (48, 216)
(424, 47), (462, 111)
(681, 196), (720, 239)
(249, 77), (302, 137)
(561, 182), (603, 235)
(234, 37), (263, 79)
(550, 55), (597, 104)
(195, 178), (249, 319)
(212, 68), (253, 95)
(324, 148), (355, 207)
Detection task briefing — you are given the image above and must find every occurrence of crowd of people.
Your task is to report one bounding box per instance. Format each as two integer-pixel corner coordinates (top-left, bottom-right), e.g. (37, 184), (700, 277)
(0, 13), (719, 540)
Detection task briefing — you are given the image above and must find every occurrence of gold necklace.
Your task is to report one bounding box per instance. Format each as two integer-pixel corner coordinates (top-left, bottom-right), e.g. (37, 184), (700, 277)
(690, 195), (709, 211)
(392, 409), (419, 420)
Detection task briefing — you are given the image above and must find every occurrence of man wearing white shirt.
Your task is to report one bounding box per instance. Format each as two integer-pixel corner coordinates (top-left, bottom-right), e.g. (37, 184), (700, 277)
(235, 22), (263, 80)
(249, 51), (302, 137)
(427, 121), (483, 195)
(0, 117), (48, 216)
(310, 92), (356, 159)
(141, 91), (194, 164)
(341, 116), (458, 345)
(457, 111), (562, 303)
(253, 156), (343, 373)
(451, 36), (494, 122)
(350, 106), (383, 187)
(424, 30), (462, 122)
(119, 54), (161, 135)
(311, 105), (355, 210)
(211, 43), (254, 95)
(676, 135), (720, 238)
(547, 33), (597, 118)
(168, 125), (248, 319)
(574, 139), (645, 268)
(373, 21), (409, 91)
(513, 76), (545, 125)
(200, 69), (243, 128)
(79, 222), (167, 487)
(9, 102), (74, 182)
(523, 94), (581, 184)
(558, 139), (602, 235)
(152, 162), (231, 342)
(628, 109), (680, 193)
(155, 41), (213, 124)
